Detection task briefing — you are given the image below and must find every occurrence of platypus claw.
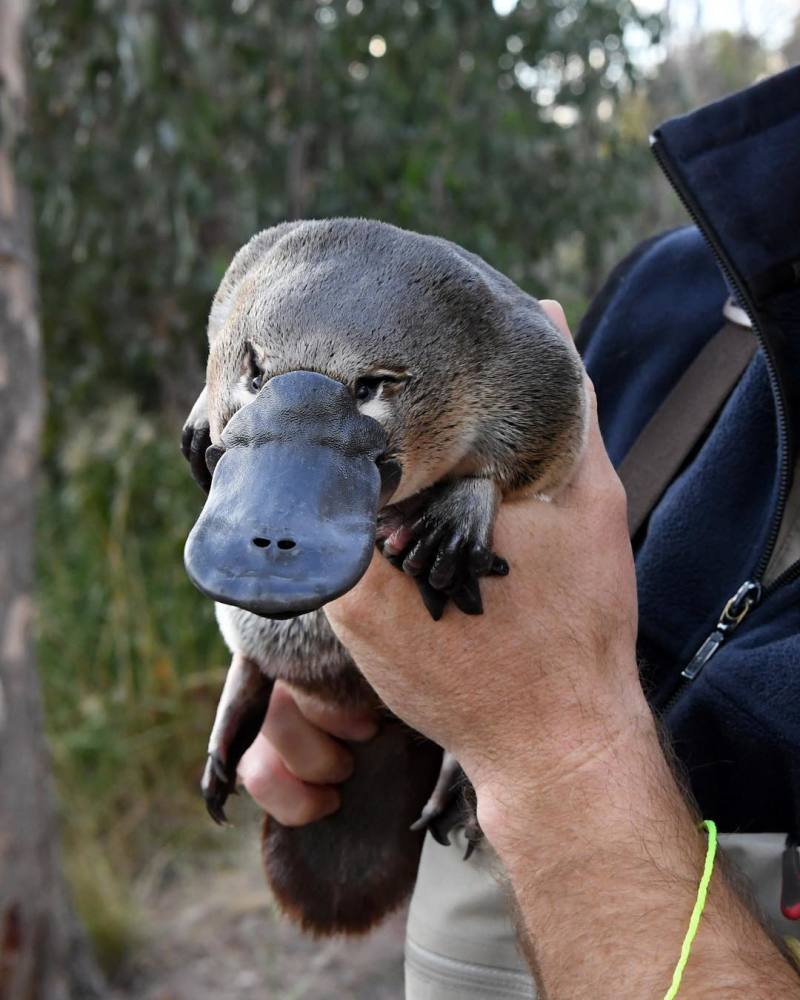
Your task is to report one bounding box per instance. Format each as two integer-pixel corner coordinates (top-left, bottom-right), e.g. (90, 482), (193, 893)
(449, 574), (483, 616)
(181, 419), (212, 494)
(462, 817), (483, 860)
(414, 578), (448, 621)
(378, 478), (507, 620)
(410, 807), (455, 846)
(410, 752), (468, 844)
(201, 752), (236, 826)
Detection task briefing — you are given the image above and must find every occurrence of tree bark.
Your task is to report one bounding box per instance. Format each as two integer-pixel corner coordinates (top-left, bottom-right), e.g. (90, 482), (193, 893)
(0, 2), (105, 997)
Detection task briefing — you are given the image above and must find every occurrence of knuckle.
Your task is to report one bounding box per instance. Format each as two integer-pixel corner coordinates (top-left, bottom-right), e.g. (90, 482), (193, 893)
(281, 790), (336, 828)
(305, 748), (352, 785)
(593, 471), (626, 513)
(242, 749), (284, 807)
(266, 713), (305, 764)
(267, 680), (296, 719)
(284, 798), (318, 827)
(606, 475), (627, 511)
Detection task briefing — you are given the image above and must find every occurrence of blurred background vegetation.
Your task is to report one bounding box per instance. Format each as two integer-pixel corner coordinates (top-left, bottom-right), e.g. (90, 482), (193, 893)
(23, 0), (798, 982)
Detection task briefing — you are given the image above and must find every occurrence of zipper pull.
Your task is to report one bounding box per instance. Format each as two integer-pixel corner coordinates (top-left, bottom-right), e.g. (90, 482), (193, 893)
(681, 580), (762, 681)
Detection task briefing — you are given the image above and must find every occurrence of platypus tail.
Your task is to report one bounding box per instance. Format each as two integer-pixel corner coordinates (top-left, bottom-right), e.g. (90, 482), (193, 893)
(261, 719), (443, 935)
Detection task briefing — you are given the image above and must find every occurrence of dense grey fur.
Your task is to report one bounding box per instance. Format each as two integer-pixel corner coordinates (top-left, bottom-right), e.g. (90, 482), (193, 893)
(216, 605), (365, 705)
(186, 218), (588, 934)
(206, 218), (587, 497)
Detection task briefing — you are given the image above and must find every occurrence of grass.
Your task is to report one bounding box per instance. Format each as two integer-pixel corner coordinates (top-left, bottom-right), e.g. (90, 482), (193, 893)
(37, 398), (232, 973)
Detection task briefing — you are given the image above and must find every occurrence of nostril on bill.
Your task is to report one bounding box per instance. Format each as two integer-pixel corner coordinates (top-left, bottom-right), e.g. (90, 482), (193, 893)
(253, 537), (271, 548)
(277, 539), (296, 550)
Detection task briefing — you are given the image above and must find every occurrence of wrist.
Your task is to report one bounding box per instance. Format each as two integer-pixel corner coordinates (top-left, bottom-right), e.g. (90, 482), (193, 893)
(471, 697), (713, 995)
(461, 650), (650, 820)
(470, 685), (669, 864)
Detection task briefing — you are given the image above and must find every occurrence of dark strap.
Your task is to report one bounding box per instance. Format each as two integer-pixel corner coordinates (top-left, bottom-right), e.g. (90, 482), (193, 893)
(618, 321), (758, 538)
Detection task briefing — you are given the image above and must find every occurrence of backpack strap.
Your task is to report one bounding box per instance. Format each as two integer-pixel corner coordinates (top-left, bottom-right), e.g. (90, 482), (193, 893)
(618, 310), (758, 538)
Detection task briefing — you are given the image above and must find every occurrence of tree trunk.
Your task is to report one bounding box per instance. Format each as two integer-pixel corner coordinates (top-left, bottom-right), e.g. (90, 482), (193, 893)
(0, 2), (105, 997)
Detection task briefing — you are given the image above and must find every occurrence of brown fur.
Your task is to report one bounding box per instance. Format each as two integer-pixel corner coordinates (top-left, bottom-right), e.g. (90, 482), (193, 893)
(262, 720), (442, 935)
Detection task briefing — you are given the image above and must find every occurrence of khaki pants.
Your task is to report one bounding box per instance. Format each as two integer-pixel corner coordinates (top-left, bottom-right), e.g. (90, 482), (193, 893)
(405, 830), (796, 999)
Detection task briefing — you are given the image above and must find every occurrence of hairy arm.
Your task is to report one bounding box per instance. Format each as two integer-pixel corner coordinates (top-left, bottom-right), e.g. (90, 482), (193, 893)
(324, 302), (800, 998)
(477, 699), (796, 998)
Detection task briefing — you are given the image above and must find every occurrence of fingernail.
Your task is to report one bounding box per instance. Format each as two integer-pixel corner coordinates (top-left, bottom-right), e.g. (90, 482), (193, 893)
(349, 718), (379, 742)
(321, 796), (341, 819)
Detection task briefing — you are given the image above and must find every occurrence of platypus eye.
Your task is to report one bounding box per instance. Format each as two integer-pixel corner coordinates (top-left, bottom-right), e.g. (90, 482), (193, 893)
(355, 373), (408, 403)
(355, 376), (383, 402)
(247, 342), (264, 393)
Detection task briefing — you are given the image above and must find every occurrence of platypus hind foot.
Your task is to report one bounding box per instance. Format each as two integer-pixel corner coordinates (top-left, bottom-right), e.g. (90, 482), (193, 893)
(201, 751), (238, 825)
(410, 751), (463, 844)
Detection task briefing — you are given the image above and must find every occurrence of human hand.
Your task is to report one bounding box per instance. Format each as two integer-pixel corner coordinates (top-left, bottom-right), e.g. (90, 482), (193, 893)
(324, 301), (641, 803)
(237, 680), (378, 826)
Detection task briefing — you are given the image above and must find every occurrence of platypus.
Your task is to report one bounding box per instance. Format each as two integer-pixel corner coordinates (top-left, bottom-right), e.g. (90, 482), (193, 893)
(181, 218), (587, 935)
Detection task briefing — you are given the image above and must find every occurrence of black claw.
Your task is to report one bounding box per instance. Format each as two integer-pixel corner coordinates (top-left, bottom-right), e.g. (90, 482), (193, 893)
(180, 424), (193, 461)
(410, 808), (454, 846)
(182, 422), (213, 493)
(403, 527), (443, 576)
(202, 754), (234, 827)
(415, 578), (448, 620)
(429, 821), (454, 847)
(210, 754), (229, 783)
(450, 576), (483, 616)
(490, 555), (509, 577)
(206, 799), (229, 826)
(462, 819), (483, 860)
(429, 533), (466, 591)
(469, 543), (495, 576)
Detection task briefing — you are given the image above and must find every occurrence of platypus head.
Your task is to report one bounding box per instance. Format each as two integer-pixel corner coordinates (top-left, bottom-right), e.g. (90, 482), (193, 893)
(185, 219), (584, 618)
(184, 369), (398, 618)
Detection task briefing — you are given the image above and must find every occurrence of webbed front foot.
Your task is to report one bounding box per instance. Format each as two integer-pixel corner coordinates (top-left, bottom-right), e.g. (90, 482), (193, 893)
(378, 478), (507, 620)
(181, 386), (213, 493)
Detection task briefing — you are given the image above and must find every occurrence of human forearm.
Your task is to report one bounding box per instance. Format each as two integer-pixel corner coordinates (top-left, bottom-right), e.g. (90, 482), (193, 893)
(324, 303), (799, 997)
(474, 678), (799, 999)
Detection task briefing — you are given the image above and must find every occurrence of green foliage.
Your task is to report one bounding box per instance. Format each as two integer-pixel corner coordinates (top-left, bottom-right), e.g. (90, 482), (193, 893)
(37, 401), (227, 969)
(26, 0), (660, 419)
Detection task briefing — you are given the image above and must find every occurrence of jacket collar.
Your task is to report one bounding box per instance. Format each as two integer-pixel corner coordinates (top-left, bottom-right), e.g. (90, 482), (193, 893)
(651, 65), (800, 581)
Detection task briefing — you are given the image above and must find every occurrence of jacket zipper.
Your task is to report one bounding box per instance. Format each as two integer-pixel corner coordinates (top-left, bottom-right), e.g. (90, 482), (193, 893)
(680, 580), (762, 680)
(649, 135), (795, 699)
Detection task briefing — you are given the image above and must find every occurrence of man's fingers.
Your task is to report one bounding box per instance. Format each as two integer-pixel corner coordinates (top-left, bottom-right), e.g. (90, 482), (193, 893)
(287, 683), (379, 743)
(537, 300), (623, 509)
(237, 733), (341, 826)
(564, 377), (617, 490)
(540, 299), (572, 342)
(264, 683), (357, 784)
(235, 680), (379, 826)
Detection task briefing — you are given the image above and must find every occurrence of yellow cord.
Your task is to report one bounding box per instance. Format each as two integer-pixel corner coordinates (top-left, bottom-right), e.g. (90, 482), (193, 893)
(663, 819), (718, 1000)
(784, 936), (800, 971)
